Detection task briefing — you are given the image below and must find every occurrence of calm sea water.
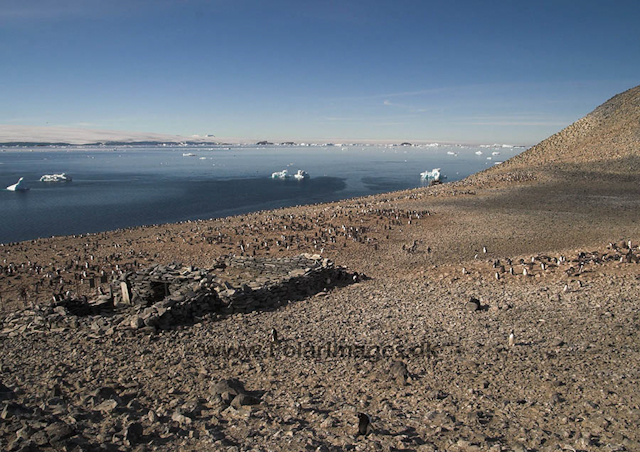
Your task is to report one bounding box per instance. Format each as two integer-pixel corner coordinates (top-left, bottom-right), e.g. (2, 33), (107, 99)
(0, 144), (523, 243)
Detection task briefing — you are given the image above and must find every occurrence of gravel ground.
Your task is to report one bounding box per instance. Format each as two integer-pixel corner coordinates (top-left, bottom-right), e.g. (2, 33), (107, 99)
(1, 162), (639, 451)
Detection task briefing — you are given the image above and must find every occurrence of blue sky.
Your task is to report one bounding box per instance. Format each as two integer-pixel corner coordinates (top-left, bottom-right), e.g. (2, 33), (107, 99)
(1, 0), (638, 144)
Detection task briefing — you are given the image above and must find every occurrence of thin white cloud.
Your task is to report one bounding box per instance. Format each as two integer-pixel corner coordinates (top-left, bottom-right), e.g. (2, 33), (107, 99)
(336, 87), (450, 102)
(383, 99), (433, 113)
(333, 79), (631, 105)
(468, 121), (569, 126)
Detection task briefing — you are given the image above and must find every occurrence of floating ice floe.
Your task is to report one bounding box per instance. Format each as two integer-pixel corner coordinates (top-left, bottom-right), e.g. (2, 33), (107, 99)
(6, 177), (29, 191)
(182, 153), (197, 157)
(446, 151), (459, 156)
(271, 169), (290, 179)
(492, 151), (501, 156)
(293, 170), (309, 180)
(40, 173), (72, 182)
(420, 168), (445, 182)
(475, 151), (483, 155)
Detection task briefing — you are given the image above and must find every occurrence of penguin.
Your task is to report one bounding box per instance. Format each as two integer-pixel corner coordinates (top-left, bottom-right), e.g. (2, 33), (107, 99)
(508, 329), (515, 347)
(357, 413), (371, 437)
(270, 328), (279, 344)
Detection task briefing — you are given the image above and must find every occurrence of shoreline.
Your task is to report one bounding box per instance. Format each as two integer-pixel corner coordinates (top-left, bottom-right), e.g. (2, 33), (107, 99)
(1, 143), (505, 244)
(1, 159), (638, 306)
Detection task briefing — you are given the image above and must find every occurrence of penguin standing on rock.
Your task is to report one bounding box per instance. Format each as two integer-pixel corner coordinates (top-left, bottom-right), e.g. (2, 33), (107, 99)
(357, 413), (372, 437)
(270, 328), (279, 344)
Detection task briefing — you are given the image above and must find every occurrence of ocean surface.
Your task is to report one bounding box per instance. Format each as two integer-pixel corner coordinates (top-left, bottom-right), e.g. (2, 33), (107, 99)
(0, 144), (524, 243)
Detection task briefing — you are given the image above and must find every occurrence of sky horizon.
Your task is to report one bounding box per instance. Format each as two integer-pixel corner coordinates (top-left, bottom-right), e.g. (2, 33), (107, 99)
(1, 0), (638, 146)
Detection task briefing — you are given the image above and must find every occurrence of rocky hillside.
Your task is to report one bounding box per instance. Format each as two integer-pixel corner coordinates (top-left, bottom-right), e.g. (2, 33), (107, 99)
(470, 85), (640, 184)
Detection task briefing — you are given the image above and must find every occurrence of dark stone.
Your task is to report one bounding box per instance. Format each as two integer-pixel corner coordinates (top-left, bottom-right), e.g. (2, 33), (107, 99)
(211, 378), (246, 397)
(230, 393), (261, 409)
(0, 382), (14, 400)
(465, 297), (481, 312)
(0, 402), (31, 420)
(44, 422), (75, 443)
(124, 422), (144, 444)
(92, 386), (118, 401)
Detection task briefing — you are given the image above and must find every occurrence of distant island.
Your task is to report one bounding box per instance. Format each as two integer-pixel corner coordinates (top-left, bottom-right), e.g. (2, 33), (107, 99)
(0, 125), (528, 148)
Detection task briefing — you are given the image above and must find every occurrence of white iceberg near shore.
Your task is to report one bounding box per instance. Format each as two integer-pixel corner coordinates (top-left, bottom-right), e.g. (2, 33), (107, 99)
(6, 177), (29, 191)
(420, 168), (445, 182)
(293, 170), (309, 180)
(271, 169), (290, 179)
(40, 173), (72, 182)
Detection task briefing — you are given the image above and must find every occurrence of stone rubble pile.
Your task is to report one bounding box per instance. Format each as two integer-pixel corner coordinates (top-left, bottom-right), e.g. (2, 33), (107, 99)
(0, 254), (358, 336)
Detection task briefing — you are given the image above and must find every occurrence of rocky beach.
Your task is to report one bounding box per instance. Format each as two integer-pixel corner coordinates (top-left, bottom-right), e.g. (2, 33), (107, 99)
(1, 86), (639, 451)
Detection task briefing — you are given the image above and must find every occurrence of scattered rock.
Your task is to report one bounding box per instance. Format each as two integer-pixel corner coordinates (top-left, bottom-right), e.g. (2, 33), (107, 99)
(212, 378), (246, 398)
(172, 410), (192, 425)
(465, 297), (481, 312)
(123, 422), (144, 444)
(95, 399), (119, 413)
(230, 393), (261, 409)
(389, 361), (410, 385)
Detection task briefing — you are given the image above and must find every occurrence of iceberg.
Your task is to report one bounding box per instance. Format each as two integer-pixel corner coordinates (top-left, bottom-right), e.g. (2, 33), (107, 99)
(271, 169), (290, 179)
(293, 170), (309, 180)
(40, 173), (72, 182)
(420, 168), (445, 182)
(6, 177), (29, 191)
